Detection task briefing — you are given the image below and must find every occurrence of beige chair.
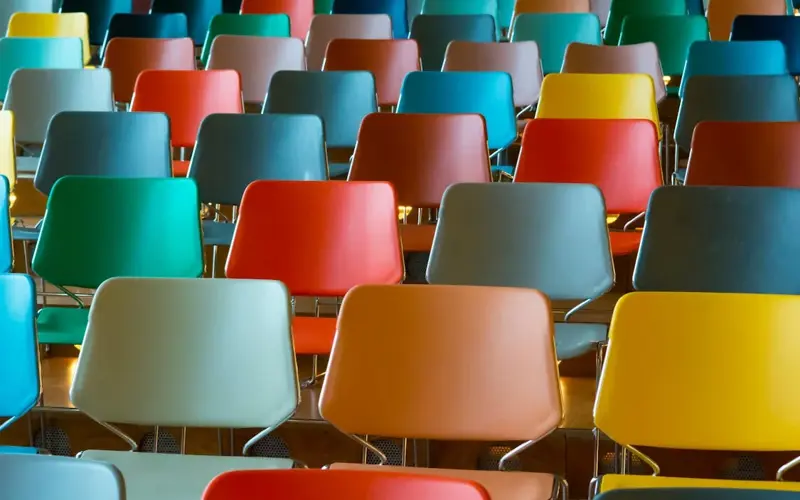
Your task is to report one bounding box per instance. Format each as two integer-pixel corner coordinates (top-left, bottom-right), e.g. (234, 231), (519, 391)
(305, 14), (392, 70)
(71, 277), (299, 500)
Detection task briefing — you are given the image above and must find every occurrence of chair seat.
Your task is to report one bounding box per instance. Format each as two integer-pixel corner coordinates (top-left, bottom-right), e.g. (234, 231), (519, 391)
(400, 224), (436, 253)
(599, 474), (800, 495)
(81, 450), (293, 500)
(293, 316), (337, 355)
(330, 463), (558, 500)
(12, 225), (40, 241)
(172, 160), (190, 177)
(15, 156), (39, 177)
(555, 322), (608, 360)
(329, 162), (350, 179)
(609, 231), (642, 256)
(37, 307), (90, 345)
(202, 220), (236, 247)
(0, 445), (38, 454)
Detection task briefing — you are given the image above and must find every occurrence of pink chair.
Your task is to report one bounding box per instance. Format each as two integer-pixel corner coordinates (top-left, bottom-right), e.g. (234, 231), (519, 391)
(305, 14), (392, 70)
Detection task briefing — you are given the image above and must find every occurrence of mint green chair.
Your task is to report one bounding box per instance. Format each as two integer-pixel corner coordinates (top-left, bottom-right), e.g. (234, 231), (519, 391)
(200, 13), (291, 66)
(511, 13), (601, 74)
(31, 177), (204, 345)
(422, 0), (500, 37)
(0, 37), (83, 99)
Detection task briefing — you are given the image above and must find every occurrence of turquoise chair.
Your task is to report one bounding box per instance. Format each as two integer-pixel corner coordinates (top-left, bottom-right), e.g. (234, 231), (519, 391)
(200, 13), (291, 66)
(0, 176), (10, 273)
(497, 0), (514, 34)
(0, 37), (83, 98)
(422, 0), (500, 37)
(511, 13), (602, 74)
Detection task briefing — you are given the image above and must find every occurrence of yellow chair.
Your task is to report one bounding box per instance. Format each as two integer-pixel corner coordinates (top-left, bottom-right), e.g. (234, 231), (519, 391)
(7, 13), (90, 65)
(593, 291), (800, 496)
(535, 73), (661, 139)
(0, 111), (16, 193)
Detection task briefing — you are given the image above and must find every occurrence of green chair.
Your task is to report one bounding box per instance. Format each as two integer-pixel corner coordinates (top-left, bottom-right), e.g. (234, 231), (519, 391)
(511, 13), (601, 74)
(422, 0), (500, 37)
(31, 177), (204, 345)
(315, 0), (334, 14)
(604, 0), (687, 45)
(200, 13), (291, 66)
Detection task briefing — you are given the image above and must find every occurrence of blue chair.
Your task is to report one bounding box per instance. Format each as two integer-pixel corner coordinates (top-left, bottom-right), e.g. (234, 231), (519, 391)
(686, 0), (704, 14)
(101, 12), (189, 57)
(0, 37), (83, 100)
(510, 13), (602, 74)
(0, 176), (11, 273)
(410, 14), (496, 71)
(333, 0), (408, 38)
(679, 40), (789, 97)
(151, 0), (223, 45)
(732, 15), (800, 75)
(60, 0), (132, 46)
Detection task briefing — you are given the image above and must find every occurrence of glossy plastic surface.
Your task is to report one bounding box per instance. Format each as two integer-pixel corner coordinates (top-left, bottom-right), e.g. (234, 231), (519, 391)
(410, 14), (496, 71)
(151, 0), (223, 45)
(706, 0), (786, 41)
(60, 0), (132, 45)
(0, 37), (83, 99)
(0, 112), (15, 193)
(0, 454), (124, 499)
(421, 0), (498, 38)
(201, 13), (290, 66)
(0, 0), (53, 36)
(305, 13), (392, 70)
(596, 489), (800, 500)
(332, 0), (408, 38)
(101, 12), (189, 57)
(510, 13), (601, 74)
(0, 274), (37, 421)
(619, 15), (709, 76)
(732, 15), (800, 75)
(604, 0), (686, 44)
(514, 0), (590, 16)
(241, 0), (314, 38)
(7, 12), (90, 63)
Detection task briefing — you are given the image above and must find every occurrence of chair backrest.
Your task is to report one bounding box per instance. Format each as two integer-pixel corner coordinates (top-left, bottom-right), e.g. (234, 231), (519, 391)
(595, 490), (800, 500)
(443, 40), (542, 107)
(102, 37), (196, 103)
(151, 0), (224, 45)
(200, 13), (291, 66)
(0, 0), (53, 36)
(397, 71), (516, 150)
(0, 114), (14, 209)
(731, 15), (800, 75)
(332, 0), (408, 39)
(410, 14), (496, 71)
(189, 113), (328, 205)
(130, 69), (243, 148)
(101, 12), (189, 58)
(226, 180), (404, 296)
(4, 68), (114, 144)
(604, 0), (686, 44)
(422, 0), (499, 37)
(562, 42), (666, 102)
(320, 284), (561, 441)
(205, 470), (491, 500)
(263, 70), (376, 148)
(427, 183), (614, 301)
(675, 75), (799, 151)
(513, 0), (590, 22)
(322, 38), (419, 107)
(7, 12), (90, 64)
(241, 0), (315, 39)
(706, 0), (786, 41)
(510, 13), (601, 74)
(72, 277), (298, 429)
(596, 291), (800, 451)
(0, 454), (124, 500)
(591, 0), (611, 26)
(349, 113), (491, 207)
(0, 273), (37, 425)
(618, 15), (709, 76)
(0, 37), (83, 99)
(516, 119), (661, 214)
(32, 177), (204, 289)
(305, 14), (392, 70)
(60, 0), (132, 45)
(35, 111), (172, 196)
(686, 122), (800, 187)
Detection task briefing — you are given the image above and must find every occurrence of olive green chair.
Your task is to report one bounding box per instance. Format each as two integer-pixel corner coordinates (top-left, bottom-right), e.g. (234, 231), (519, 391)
(200, 13), (290, 66)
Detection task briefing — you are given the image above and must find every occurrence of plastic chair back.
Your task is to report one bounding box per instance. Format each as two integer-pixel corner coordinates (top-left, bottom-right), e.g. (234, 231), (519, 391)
(422, 0), (499, 37)
(397, 71), (516, 150)
(130, 69), (243, 148)
(32, 177), (204, 289)
(428, 183), (613, 300)
(0, 179), (9, 273)
(634, 186), (800, 294)
(189, 113), (327, 205)
(332, 0), (408, 39)
(0, 37), (83, 108)
(732, 15), (800, 75)
(0, 0), (54, 36)
(510, 13), (600, 74)
(0, 273), (37, 426)
(201, 13), (290, 66)
(0, 454), (124, 500)
(0, 113), (14, 201)
(320, 284), (560, 441)
(591, 0), (611, 26)
(241, 0), (315, 39)
(151, 0), (223, 45)
(7, 12), (90, 64)
(305, 14), (392, 70)
(349, 113), (491, 207)
(443, 40), (542, 107)
(264, 70), (376, 148)
(619, 15), (709, 76)
(101, 12), (189, 58)
(60, 0), (132, 45)
(604, 0), (686, 44)
(226, 181), (404, 296)
(4, 68), (114, 144)
(410, 14), (496, 71)
(323, 39), (419, 107)
(513, 0), (590, 16)
(706, 0), (786, 41)
(596, 490), (800, 500)
(675, 75), (799, 151)
(35, 112), (172, 196)
(102, 37), (196, 103)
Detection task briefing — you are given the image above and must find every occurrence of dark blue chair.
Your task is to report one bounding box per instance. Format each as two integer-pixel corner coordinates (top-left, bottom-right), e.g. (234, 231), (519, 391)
(333, 0), (407, 38)
(151, 0), (223, 45)
(410, 14), (495, 71)
(60, 0), (133, 45)
(732, 15), (800, 75)
(101, 12), (189, 57)
(685, 0), (704, 14)
(223, 0), (240, 12)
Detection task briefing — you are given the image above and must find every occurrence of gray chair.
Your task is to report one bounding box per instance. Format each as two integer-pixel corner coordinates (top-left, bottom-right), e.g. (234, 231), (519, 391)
(427, 183), (614, 360)
(188, 113), (328, 247)
(263, 71), (377, 178)
(410, 14), (497, 71)
(0, 454), (125, 499)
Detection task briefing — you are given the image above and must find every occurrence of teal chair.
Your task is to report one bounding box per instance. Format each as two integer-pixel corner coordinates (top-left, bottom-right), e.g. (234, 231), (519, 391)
(511, 13), (601, 74)
(0, 176), (10, 273)
(0, 37), (83, 98)
(422, 0), (500, 37)
(497, 0), (514, 35)
(200, 13), (291, 66)
(604, 0), (687, 44)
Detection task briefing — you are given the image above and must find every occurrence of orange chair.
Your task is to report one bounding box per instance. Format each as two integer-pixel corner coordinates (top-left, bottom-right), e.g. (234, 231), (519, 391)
(706, 0), (786, 41)
(322, 39), (420, 107)
(226, 180), (404, 358)
(515, 118), (661, 256)
(514, 0), (591, 16)
(130, 70), (243, 176)
(204, 469), (491, 500)
(240, 0), (314, 39)
(349, 113), (491, 252)
(685, 121), (800, 187)
(102, 38), (197, 104)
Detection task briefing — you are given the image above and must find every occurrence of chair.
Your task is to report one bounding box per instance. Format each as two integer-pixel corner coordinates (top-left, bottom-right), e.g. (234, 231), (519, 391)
(223, 0), (241, 11)
(263, 70), (377, 178)
(241, 0), (314, 39)
(443, 40), (543, 108)
(320, 284), (567, 500)
(130, 70), (243, 176)
(604, 0), (687, 44)
(0, 0), (53, 36)
(591, 0), (611, 26)
(596, 490), (800, 500)
(513, 0), (591, 16)
(188, 113), (328, 248)
(101, 12), (189, 58)
(706, 0), (786, 41)
(510, 13), (601, 74)
(427, 183), (614, 360)
(332, 0), (408, 39)
(323, 39), (419, 107)
(204, 469), (492, 500)
(0, 114), (14, 221)
(421, 0), (499, 37)
(0, 454), (124, 499)
(152, 0), (224, 45)
(7, 12), (90, 64)
(410, 14), (496, 71)
(593, 291), (800, 495)
(71, 277), (298, 500)
(102, 37), (196, 103)
(305, 14), (392, 70)
(348, 113), (491, 252)
(562, 42), (666, 102)
(133, 0), (150, 11)
(200, 13), (290, 66)
(515, 119), (661, 257)
(31, 177), (203, 345)
(0, 176), (11, 272)
(0, 37), (83, 100)
(316, 0), (333, 12)
(60, 0), (133, 46)
(732, 15), (800, 75)
(226, 180), (404, 357)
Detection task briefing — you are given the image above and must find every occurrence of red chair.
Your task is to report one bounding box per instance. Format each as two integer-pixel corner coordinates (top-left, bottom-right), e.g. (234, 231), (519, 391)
(515, 118), (662, 256)
(240, 0), (314, 39)
(203, 469), (491, 500)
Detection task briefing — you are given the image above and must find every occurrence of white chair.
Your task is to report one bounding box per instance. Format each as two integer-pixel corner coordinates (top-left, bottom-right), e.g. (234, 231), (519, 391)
(0, 454), (124, 499)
